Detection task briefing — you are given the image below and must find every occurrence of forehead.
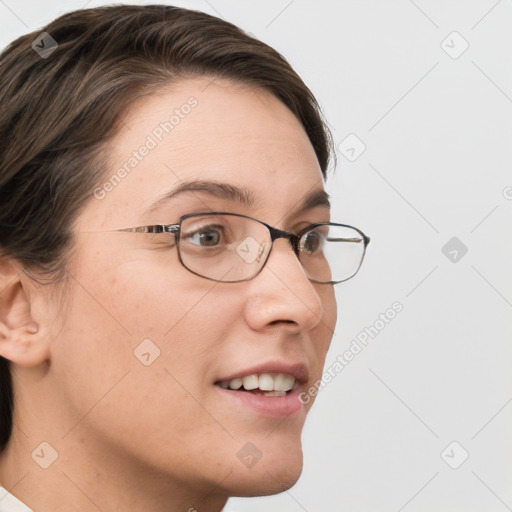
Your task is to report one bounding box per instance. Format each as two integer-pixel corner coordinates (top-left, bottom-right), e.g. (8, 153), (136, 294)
(77, 77), (325, 231)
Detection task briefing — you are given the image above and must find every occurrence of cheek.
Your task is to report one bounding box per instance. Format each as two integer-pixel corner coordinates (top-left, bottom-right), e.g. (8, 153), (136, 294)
(63, 254), (231, 374)
(323, 284), (338, 329)
(310, 286), (337, 376)
(51, 253), (241, 464)
(62, 241), (241, 382)
(70, 239), (213, 335)
(319, 284), (337, 339)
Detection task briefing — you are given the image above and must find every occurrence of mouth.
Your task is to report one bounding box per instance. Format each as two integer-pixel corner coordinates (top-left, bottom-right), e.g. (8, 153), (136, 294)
(213, 362), (309, 418)
(214, 372), (297, 397)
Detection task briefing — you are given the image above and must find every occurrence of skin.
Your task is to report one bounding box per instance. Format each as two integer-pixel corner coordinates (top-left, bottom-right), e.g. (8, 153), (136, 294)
(0, 77), (337, 511)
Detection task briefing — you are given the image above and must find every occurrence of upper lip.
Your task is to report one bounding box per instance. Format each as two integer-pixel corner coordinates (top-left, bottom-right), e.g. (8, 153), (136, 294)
(215, 360), (310, 385)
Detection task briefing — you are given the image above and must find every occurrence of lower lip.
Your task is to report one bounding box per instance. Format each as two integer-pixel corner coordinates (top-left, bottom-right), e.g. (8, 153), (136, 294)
(214, 384), (304, 418)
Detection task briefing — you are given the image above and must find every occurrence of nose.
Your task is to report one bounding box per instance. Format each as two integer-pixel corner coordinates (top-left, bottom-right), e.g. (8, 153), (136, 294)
(243, 238), (325, 333)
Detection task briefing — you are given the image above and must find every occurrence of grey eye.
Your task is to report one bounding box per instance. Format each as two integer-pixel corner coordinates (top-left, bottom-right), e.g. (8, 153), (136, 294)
(187, 226), (223, 246)
(302, 230), (324, 253)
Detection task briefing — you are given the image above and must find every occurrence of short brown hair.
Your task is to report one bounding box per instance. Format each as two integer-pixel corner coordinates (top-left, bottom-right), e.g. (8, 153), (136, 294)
(0, 4), (334, 451)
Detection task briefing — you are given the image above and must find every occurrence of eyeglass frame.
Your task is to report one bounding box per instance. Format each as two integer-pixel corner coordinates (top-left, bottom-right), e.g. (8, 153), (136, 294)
(113, 211), (371, 285)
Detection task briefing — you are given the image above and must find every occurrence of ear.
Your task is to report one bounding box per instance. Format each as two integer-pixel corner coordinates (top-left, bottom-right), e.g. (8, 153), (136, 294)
(0, 257), (50, 366)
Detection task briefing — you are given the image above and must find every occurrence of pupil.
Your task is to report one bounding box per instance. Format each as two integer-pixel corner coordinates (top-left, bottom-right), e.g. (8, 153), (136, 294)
(304, 232), (321, 252)
(200, 230), (220, 246)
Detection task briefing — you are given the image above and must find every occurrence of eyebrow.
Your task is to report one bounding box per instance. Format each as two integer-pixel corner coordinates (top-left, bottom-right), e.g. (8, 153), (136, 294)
(145, 179), (331, 216)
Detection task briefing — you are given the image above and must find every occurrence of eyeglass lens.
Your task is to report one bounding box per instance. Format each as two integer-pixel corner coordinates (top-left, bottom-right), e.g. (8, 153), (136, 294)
(177, 213), (365, 284)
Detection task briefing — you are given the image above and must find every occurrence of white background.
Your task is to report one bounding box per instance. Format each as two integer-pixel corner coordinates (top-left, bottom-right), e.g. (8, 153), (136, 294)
(1, 1), (511, 511)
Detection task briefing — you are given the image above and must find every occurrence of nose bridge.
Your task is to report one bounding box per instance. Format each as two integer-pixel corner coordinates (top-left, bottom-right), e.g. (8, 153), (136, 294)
(269, 226), (299, 255)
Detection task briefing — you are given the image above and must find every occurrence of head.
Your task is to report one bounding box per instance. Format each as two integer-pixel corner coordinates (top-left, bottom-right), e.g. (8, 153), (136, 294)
(0, 4), (339, 506)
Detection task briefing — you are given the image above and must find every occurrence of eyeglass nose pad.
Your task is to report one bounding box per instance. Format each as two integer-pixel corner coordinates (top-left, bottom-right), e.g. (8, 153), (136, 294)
(256, 245), (265, 263)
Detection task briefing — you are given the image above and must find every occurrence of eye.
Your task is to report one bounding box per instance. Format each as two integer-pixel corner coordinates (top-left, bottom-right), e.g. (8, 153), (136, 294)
(183, 224), (224, 247)
(301, 229), (325, 253)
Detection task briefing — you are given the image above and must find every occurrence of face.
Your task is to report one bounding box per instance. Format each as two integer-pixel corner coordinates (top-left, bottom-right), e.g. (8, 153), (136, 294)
(42, 78), (337, 499)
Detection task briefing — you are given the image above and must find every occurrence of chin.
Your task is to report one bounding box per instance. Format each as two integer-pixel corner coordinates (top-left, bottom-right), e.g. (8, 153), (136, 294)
(227, 446), (304, 497)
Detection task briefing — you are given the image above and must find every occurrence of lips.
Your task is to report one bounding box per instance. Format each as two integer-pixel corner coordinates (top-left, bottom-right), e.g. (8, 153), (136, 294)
(215, 361), (309, 389)
(213, 361), (309, 417)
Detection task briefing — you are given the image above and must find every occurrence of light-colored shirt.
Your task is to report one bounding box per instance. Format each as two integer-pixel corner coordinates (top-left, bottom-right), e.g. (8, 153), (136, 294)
(0, 487), (32, 512)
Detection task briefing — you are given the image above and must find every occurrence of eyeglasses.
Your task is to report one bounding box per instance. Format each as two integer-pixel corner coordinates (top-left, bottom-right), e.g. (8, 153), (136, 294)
(114, 211), (370, 284)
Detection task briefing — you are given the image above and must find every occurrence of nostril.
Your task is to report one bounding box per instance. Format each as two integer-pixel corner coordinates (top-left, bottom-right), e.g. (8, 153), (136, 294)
(269, 319), (296, 326)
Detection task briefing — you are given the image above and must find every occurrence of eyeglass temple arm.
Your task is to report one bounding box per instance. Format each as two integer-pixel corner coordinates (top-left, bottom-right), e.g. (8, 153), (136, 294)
(328, 236), (370, 244)
(114, 225), (370, 244)
(115, 225), (180, 234)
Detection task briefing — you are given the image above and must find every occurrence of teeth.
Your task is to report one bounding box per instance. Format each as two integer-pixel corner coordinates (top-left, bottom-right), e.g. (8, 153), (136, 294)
(242, 374), (259, 390)
(258, 374), (274, 391)
(274, 373), (295, 391)
(250, 390), (287, 397)
(228, 377), (243, 390)
(262, 390), (286, 397)
(221, 373), (296, 392)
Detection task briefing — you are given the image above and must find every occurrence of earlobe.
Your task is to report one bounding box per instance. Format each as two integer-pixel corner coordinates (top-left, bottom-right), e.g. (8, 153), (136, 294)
(0, 258), (49, 366)
(0, 323), (49, 367)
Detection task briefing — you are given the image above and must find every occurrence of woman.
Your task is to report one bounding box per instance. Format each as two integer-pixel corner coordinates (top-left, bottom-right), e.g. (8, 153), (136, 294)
(0, 5), (369, 511)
